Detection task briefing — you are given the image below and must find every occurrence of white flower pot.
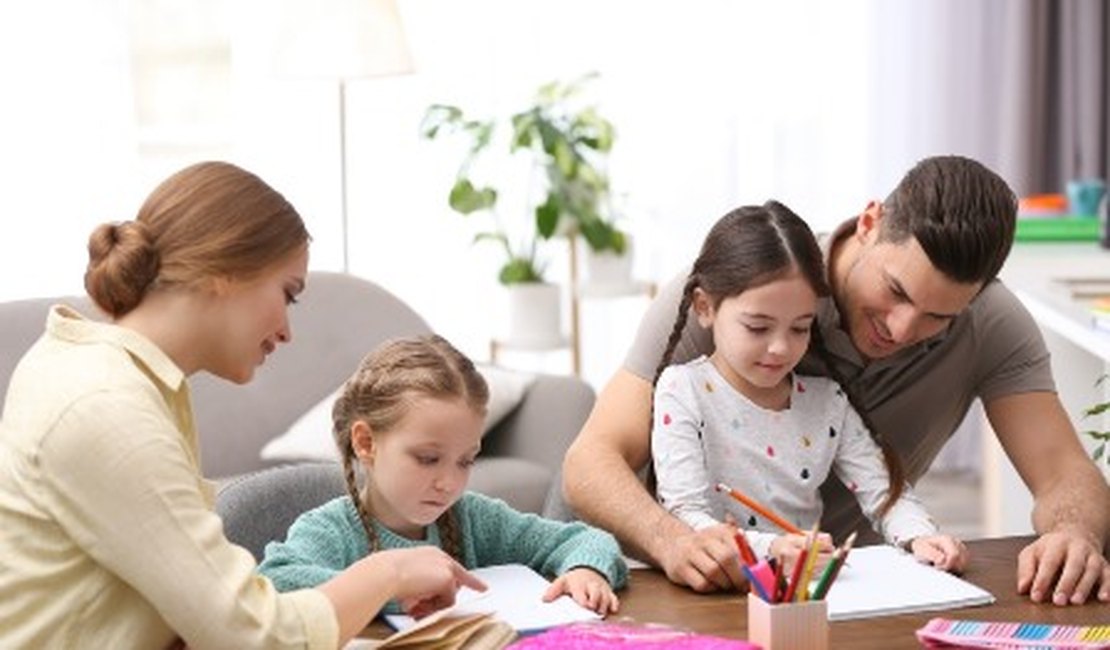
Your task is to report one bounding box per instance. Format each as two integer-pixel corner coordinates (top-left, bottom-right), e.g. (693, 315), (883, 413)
(583, 237), (634, 289)
(506, 282), (563, 347)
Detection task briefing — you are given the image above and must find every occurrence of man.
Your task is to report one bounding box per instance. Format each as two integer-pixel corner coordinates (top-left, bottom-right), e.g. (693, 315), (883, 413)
(563, 155), (1110, 605)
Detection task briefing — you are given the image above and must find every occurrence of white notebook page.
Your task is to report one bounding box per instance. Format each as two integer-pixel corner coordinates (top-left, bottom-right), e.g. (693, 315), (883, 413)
(824, 545), (995, 621)
(384, 564), (601, 633)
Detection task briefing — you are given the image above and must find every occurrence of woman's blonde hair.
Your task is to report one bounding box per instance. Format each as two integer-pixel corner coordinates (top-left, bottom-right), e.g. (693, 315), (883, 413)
(333, 335), (489, 559)
(85, 161), (309, 318)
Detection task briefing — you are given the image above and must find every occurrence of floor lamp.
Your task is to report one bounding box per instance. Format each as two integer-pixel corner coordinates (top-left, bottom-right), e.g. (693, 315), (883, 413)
(279, 0), (414, 273)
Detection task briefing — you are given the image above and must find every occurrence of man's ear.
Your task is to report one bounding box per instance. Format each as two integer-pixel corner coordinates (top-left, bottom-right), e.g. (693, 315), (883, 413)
(854, 200), (884, 244)
(692, 287), (715, 328)
(351, 420), (376, 463)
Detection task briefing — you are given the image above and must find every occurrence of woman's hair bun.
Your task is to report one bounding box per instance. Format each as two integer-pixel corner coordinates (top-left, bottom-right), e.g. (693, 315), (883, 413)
(84, 220), (161, 318)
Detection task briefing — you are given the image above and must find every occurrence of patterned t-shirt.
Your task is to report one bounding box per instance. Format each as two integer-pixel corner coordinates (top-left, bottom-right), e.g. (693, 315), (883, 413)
(652, 356), (937, 557)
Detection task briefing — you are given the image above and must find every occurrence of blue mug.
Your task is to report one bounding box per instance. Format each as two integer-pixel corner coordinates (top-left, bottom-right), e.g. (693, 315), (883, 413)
(1067, 178), (1107, 217)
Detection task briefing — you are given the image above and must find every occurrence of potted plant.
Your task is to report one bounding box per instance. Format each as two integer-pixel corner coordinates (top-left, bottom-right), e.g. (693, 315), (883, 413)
(1080, 376), (1110, 481)
(421, 72), (631, 293)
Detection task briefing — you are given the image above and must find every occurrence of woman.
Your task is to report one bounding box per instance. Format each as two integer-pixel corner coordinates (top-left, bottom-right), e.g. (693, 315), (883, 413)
(0, 162), (483, 649)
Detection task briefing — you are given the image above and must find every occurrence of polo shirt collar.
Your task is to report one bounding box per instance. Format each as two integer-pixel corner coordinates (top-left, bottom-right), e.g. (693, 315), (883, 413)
(46, 304), (187, 391)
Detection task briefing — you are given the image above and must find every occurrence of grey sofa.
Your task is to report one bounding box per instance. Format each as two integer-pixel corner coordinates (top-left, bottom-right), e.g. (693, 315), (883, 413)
(0, 272), (594, 515)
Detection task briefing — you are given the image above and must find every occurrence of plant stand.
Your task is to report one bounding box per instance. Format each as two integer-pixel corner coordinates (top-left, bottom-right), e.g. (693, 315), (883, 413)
(566, 234), (656, 378)
(488, 236), (656, 379)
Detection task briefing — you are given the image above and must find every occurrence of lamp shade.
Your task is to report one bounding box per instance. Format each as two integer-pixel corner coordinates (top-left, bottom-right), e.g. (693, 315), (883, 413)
(278, 0), (413, 79)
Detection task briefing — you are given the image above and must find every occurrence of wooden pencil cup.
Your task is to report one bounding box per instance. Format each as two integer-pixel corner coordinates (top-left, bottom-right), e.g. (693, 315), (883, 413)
(747, 594), (828, 650)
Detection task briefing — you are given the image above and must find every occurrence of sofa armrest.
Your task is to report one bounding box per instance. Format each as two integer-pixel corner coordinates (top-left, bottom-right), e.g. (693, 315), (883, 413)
(479, 373), (595, 477)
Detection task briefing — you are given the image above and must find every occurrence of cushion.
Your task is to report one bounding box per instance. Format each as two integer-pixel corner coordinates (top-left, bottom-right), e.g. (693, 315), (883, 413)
(259, 363), (535, 463)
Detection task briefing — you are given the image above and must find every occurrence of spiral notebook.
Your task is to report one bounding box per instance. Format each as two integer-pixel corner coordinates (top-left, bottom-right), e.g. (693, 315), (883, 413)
(823, 545), (995, 621)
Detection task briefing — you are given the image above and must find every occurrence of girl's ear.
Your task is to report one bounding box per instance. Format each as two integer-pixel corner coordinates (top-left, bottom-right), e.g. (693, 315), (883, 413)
(692, 287), (715, 328)
(350, 420), (376, 464)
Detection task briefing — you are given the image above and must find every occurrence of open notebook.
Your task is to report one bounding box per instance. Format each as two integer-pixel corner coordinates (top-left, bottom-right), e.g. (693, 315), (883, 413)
(823, 545), (995, 621)
(385, 564), (602, 634)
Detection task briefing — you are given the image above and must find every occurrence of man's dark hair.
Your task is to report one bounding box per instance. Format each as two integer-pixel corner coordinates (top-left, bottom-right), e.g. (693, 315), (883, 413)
(879, 156), (1017, 284)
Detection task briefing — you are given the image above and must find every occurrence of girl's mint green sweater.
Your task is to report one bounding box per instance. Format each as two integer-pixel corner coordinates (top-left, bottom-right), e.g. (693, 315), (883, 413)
(258, 491), (627, 607)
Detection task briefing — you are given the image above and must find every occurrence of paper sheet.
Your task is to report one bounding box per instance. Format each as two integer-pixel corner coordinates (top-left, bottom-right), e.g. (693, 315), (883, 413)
(385, 564), (601, 633)
(823, 545), (995, 621)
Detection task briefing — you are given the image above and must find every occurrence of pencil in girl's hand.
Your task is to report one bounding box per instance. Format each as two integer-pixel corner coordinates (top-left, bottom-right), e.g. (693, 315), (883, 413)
(714, 482), (803, 535)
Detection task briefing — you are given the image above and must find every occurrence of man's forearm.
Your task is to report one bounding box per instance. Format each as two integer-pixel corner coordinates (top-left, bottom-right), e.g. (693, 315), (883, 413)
(1031, 460), (1110, 549)
(563, 443), (690, 565)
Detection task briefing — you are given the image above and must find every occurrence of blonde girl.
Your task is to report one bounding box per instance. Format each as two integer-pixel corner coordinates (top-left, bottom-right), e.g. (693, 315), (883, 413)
(260, 335), (627, 615)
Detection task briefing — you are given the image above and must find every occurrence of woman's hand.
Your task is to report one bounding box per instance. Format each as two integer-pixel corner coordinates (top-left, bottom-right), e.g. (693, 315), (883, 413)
(910, 534), (969, 573)
(542, 567), (619, 614)
(382, 547), (487, 618)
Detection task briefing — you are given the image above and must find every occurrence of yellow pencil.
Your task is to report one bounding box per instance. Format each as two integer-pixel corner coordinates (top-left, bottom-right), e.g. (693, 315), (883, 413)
(798, 522), (821, 601)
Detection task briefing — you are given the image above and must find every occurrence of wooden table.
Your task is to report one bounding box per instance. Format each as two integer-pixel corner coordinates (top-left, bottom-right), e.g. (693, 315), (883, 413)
(363, 536), (1107, 648)
(616, 536), (1108, 648)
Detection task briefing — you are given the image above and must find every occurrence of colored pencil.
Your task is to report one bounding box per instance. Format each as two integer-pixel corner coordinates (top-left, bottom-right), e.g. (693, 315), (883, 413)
(811, 531), (857, 600)
(782, 524), (816, 602)
(715, 482), (803, 535)
(771, 556), (786, 602)
(798, 523), (822, 601)
(733, 530), (758, 566)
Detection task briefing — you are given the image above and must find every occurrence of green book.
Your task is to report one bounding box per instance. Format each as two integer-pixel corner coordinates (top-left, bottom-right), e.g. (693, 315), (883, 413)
(1015, 216), (1100, 242)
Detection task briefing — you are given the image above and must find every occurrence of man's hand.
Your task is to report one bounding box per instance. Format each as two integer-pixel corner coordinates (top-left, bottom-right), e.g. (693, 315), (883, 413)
(659, 523), (749, 592)
(1017, 527), (1110, 605)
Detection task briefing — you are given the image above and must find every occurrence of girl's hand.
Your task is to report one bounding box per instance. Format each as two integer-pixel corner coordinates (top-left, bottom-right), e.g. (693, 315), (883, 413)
(769, 531), (834, 576)
(910, 534), (969, 573)
(542, 567), (619, 614)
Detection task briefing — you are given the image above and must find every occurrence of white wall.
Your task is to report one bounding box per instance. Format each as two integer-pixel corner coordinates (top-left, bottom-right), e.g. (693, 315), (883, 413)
(1, 0), (976, 392)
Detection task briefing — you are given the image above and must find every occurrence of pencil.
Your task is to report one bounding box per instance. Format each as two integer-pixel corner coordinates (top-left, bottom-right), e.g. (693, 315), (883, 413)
(798, 523), (822, 601)
(782, 525), (815, 603)
(715, 482), (803, 535)
(811, 531), (856, 600)
(733, 530), (758, 566)
(771, 556), (786, 602)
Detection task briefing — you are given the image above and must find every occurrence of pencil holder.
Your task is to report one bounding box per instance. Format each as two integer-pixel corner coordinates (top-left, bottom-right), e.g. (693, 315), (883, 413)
(746, 594), (828, 650)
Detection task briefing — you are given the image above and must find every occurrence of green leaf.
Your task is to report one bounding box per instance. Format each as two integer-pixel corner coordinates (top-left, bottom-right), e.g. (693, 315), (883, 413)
(419, 104), (463, 139)
(499, 259), (543, 285)
(609, 229), (627, 254)
(510, 112), (537, 150)
(535, 196), (561, 239)
(463, 121), (494, 152)
(1094, 443), (1105, 462)
(473, 232), (508, 247)
(448, 179), (497, 214)
(553, 138), (576, 177)
(1084, 402), (1110, 417)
